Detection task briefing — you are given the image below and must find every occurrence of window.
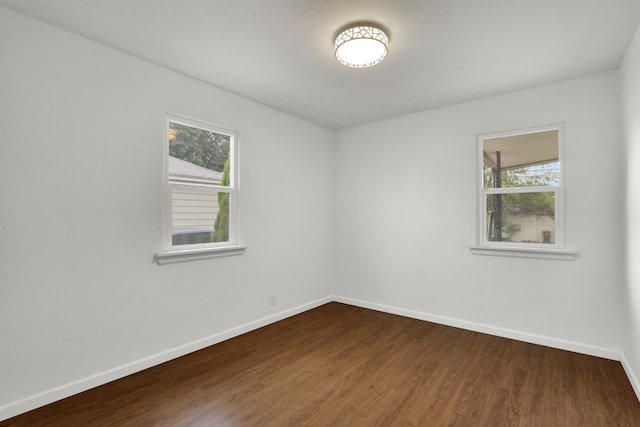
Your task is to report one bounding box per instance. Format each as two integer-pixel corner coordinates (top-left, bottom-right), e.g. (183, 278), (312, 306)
(156, 115), (244, 264)
(473, 124), (575, 260)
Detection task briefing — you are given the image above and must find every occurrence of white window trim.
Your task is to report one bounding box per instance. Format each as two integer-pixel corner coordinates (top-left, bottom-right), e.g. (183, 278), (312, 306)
(472, 123), (577, 260)
(155, 114), (244, 265)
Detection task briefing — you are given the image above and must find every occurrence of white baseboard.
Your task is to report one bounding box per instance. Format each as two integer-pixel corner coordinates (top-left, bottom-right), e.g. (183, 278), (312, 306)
(333, 295), (621, 361)
(0, 296), (333, 422)
(621, 352), (640, 402)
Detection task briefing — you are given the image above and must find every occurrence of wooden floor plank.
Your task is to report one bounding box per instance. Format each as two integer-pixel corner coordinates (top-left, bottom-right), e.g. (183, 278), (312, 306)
(2, 302), (639, 426)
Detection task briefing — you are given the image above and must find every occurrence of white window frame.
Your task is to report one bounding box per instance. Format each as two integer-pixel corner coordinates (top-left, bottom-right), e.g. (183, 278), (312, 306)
(471, 123), (577, 260)
(155, 115), (245, 264)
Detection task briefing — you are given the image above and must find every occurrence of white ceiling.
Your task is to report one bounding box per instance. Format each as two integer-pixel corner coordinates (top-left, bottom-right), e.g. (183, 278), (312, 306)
(1, 0), (639, 130)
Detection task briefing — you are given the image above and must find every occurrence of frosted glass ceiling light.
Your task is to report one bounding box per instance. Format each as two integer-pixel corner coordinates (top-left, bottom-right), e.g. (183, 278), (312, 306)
(335, 23), (389, 68)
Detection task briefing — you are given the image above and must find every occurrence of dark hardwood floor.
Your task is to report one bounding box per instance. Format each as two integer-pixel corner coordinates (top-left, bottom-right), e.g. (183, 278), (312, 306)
(2, 302), (639, 426)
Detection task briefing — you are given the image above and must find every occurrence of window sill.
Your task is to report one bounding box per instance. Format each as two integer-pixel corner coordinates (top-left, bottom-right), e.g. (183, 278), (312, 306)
(155, 245), (247, 265)
(470, 246), (577, 261)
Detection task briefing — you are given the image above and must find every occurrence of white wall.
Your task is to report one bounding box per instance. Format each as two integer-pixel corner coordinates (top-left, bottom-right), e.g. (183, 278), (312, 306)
(335, 71), (626, 357)
(0, 8), (334, 419)
(622, 23), (640, 398)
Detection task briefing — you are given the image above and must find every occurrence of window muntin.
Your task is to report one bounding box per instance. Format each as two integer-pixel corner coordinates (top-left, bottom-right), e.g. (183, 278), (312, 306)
(164, 116), (237, 250)
(479, 126), (563, 248)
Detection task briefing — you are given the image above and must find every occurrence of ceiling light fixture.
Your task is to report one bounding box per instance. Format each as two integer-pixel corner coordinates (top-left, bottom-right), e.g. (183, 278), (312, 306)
(334, 23), (389, 68)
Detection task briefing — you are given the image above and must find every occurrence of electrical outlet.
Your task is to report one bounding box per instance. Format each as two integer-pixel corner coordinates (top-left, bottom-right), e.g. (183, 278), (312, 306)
(270, 293), (277, 306)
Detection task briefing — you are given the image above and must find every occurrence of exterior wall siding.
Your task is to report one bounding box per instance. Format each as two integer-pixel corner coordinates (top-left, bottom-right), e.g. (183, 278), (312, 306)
(171, 189), (219, 230)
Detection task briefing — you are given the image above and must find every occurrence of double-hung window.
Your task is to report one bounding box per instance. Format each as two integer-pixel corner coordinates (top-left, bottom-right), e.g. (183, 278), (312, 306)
(156, 115), (244, 264)
(473, 124), (575, 260)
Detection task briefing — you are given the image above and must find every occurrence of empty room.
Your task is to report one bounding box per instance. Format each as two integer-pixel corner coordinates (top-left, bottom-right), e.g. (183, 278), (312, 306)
(2, 0), (640, 425)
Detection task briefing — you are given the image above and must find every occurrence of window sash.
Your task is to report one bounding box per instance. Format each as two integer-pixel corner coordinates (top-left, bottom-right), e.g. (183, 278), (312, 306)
(169, 183), (236, 250)
(481, 188), (559, 248)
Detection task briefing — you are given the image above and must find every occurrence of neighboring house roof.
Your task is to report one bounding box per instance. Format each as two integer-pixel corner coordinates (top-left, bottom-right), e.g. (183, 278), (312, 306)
(169, 156), (222, 183)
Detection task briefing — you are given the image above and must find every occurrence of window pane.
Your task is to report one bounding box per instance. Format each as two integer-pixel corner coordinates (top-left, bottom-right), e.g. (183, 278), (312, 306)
(483, 130), (559, 189)
(486, 192), (555, 243)
(483, 162), (559, 189)
(172, 188), (230, 246)
(169, 122), (231, 186)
